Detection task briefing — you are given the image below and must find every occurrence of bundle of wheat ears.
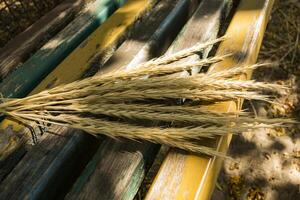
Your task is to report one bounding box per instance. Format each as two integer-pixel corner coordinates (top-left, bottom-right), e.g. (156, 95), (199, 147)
(0, 38), (294, 156)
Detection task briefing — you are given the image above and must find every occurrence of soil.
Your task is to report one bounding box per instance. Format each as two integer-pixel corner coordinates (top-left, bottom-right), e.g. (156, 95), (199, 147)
(212, 1), (300, 199)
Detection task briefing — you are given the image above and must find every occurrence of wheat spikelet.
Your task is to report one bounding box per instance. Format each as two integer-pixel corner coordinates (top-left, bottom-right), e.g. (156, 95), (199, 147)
(3, 94), (295, 128)
(5, 109), (292, 157)
(9, 106), (293, 128)
(3, 112), (251, 157)
(207, 63), (272, 78)
(95, 73), (288, 95)
(124, 36), (226, 70)
(0, 63), (287, 109)
(0, 87), (270, 107)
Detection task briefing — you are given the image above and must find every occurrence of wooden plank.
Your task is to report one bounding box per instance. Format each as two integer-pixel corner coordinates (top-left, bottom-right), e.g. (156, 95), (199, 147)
(67, 139), (158, 200)
(145, 0), (275, 199)
(0, 0), (89, 81)
(0, 1), (158, 199)
(65, 0), (199, 199)
(0, 127), (99, 199)
(0, 0), (127, 98)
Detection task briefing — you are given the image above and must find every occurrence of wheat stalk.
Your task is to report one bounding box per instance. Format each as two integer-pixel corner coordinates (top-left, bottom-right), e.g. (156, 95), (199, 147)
(0, 38), (292, 156)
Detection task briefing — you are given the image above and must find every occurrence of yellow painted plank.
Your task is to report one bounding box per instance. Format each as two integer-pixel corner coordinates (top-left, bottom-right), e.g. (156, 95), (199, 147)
(0, 0), (156, 160)
(145, 0), (274, 199)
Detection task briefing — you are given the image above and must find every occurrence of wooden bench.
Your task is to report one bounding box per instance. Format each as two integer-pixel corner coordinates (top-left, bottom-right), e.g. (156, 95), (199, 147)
(0, 0), (274, 199)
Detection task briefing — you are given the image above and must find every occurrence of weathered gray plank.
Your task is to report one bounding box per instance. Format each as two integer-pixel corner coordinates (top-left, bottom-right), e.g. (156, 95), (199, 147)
(0, 126), (99, 199)
(67, 139), (158, 200)
(65, 0), (202, 199)
(0, 0), (86, 81)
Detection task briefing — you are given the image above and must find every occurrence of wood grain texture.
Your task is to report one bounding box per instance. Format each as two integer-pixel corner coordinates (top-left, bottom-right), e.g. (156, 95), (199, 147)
(0, 0), (88, 81)
(67, 139), (158, 200)
(145, 0), (274, 199)
(0, 1), (156, 198)
(65, 0), (198, 199)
